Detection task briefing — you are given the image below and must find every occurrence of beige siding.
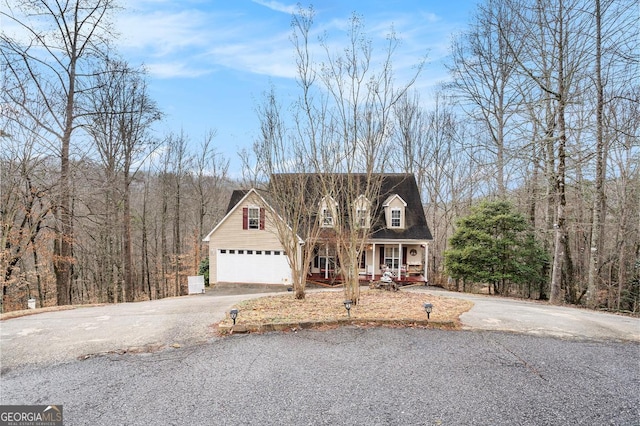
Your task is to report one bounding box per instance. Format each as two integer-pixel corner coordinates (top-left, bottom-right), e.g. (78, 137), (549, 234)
(208, 192), (286, 284)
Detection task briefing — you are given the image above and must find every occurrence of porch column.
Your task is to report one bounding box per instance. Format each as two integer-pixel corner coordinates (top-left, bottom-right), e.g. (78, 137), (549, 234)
(371, 243), (376, 278)
(398, 243), (403, 278)
(324, 244), (329, 280)
(424, 243), (429, 284)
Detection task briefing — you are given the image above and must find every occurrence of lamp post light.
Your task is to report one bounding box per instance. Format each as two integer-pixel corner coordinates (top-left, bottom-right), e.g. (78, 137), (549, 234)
(230, 308), (239, 325)
(423, 303), (433, 320)
(343, 300), (352, 318)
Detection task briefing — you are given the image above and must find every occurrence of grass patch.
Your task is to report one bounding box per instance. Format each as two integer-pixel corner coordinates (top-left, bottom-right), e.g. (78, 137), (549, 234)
(218, 288), (473, 330)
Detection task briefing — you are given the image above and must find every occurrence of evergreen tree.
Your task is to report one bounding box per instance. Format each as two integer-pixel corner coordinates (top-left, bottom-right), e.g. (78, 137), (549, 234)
(445, 201), (548, 296)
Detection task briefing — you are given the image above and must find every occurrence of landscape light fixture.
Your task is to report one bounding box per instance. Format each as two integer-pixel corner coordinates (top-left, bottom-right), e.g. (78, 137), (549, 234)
(230, 308), (239, 325)
(423, 303), (433, 320)
(343, 300), (352, 318)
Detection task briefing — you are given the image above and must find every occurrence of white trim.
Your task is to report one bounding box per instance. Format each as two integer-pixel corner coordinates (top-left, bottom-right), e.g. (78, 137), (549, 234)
(382, 194), (407, 207)
(399, 242), (403, 278)
(424, 242), (429, 283)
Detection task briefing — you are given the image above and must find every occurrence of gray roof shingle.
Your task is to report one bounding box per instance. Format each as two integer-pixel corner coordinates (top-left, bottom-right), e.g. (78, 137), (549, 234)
(226, 174), (432, 241)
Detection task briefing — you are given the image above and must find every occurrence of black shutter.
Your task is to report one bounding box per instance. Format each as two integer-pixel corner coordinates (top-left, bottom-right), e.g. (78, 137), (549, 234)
(313, 246), (319, 268)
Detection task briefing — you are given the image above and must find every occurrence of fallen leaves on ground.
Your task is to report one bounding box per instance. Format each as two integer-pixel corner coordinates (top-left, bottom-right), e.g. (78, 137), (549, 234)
(219, 288), (473, 328)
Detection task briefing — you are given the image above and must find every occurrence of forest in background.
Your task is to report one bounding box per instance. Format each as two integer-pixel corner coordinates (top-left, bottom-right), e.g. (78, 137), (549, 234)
(2, 0), (638, 313)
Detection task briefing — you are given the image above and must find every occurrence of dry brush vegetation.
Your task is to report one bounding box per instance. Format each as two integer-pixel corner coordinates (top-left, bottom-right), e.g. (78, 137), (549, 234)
(217, 289), (473, 332)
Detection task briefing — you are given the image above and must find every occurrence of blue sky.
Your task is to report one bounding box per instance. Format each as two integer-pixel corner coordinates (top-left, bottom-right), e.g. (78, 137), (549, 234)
(117, 1), (477, 172)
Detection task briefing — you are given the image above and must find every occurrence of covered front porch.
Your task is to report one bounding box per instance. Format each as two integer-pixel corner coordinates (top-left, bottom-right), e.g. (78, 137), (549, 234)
(308, 240), (430, 287)
(306, 272), (427, 288)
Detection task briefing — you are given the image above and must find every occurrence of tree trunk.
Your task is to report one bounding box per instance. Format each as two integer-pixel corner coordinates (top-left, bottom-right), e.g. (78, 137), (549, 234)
(123, 175), (134, 302)
(54, 54), (76, 307)
(587, 0), (605, 308)
(549, 0), (568, 306)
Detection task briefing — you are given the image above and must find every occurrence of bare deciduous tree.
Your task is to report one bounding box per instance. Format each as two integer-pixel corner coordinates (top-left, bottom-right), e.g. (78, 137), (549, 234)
(250, 7), (425, 304)
(447, 0), (524, 197)
(0, 113), (54, 310)
(188, 130), (229, 281)
(85, 59), (161, 302)
(1, 0), (118, 305)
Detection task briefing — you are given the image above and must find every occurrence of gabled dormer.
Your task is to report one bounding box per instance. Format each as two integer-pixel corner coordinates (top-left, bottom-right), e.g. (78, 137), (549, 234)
(383, 194), (407, 229)
(319, 195), (338, 228)
(354, 195), (371, 229)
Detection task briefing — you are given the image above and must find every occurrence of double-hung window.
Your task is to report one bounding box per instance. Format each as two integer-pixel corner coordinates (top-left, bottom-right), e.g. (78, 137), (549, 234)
(322, 208), (334, 227)
(356, 208), (368, 228)
(391, 209), (401, 228)
(248, 207), (260, 229)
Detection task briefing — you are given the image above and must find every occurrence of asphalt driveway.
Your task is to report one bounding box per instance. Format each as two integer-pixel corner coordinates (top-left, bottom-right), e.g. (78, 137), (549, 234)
(414, 287), (640, 342)
(0, 289), (281, 371)
(1, 287), (639, 425)
(1, 286), (638, 372)
(2, 327), (638, 425)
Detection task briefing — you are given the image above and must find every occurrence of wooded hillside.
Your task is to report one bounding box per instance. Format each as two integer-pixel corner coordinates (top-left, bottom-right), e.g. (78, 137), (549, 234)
(2, 0), (638, 313)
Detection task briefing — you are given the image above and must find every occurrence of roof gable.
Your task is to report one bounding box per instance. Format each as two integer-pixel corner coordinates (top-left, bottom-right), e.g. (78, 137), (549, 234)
(383, 194), (407, 207)
(204, 188), (305, 244)
(371, 174), (432, 240)
(203, 189), (263, 241)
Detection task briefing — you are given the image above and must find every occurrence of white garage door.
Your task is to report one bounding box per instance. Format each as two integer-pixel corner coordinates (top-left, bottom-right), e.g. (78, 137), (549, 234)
(217, 249), (292, 284)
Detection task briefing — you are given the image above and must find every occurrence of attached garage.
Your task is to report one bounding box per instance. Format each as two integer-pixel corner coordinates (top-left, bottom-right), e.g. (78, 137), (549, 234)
(216, 249), (292, 285)
(203, 188), (303, 286)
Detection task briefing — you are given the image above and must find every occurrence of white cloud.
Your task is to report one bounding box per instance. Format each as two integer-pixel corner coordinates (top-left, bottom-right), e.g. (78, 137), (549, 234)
(251, 0), (298, 15)
(115, 9), (213, 56)
(205, 30), (297, 79)
(421, 12), (441, 24)
(112, 2), (462, 86)
(114, 2), (300, 80)
(145, 61), (212, 79)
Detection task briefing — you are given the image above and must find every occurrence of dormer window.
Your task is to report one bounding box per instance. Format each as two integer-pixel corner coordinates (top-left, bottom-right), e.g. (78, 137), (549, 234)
(322, 208), (334, 227)
(354, 195), (371, 229)
(319, 196), (337, 228)
(391, 209), (401, 227)
(383, 194), (407, 229)
(356, 209), (367, 227)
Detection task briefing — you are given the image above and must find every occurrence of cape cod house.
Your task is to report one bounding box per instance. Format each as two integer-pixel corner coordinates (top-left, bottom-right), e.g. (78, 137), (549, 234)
(203, 174), (433, 287)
